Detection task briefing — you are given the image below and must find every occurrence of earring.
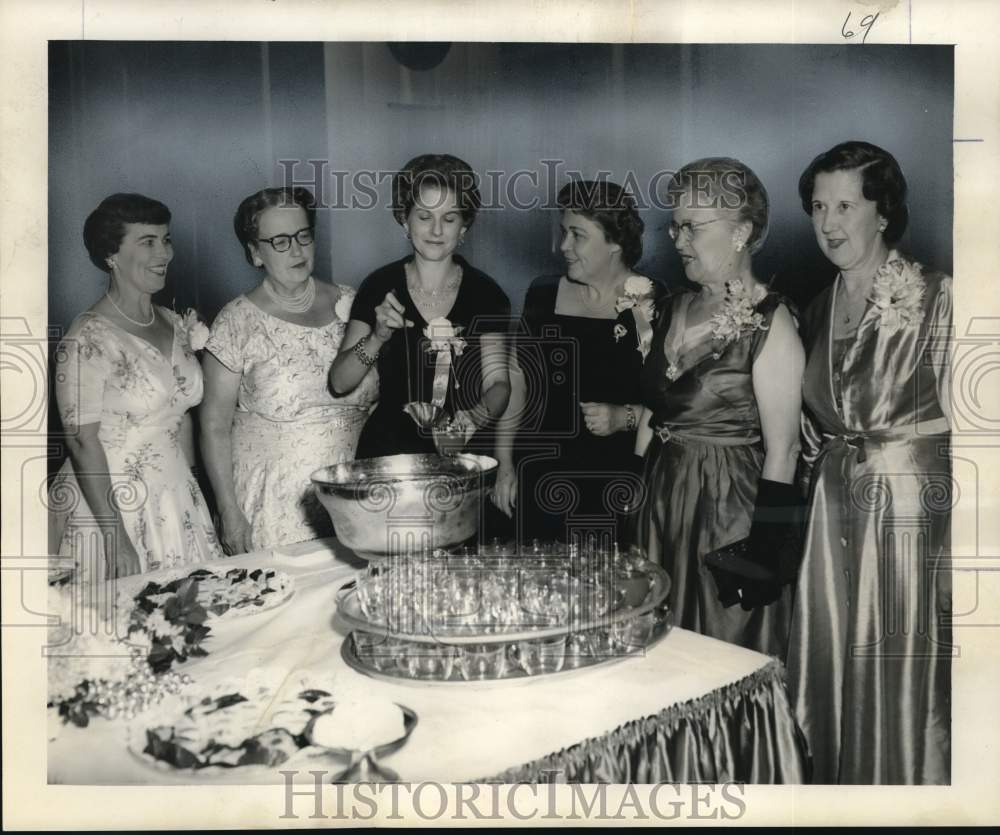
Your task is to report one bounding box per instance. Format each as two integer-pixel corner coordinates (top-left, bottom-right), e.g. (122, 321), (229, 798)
(878, 221), (887, 232)
(458, 234), (466, 248)
(106, 259), (116, 270)
(403, 227), (411, 241)
(734, 239), (745, 253)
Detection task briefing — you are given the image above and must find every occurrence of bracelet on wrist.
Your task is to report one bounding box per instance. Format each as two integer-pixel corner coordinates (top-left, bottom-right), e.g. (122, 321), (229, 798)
(353, 337), (379, 368)
(624, 405), (638, 432)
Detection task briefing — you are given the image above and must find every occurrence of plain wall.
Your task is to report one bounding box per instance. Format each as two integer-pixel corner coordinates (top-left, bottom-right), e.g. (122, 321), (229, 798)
(49, 41), (954, 332)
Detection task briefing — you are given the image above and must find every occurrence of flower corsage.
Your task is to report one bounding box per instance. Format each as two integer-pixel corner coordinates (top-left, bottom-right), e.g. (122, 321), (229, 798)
(709, 279), (769, 357)
(868, 253), (926, 335)
(424, 317), (467, 407)
(615, 275), (657, 359)
(181, 308), (210, 351)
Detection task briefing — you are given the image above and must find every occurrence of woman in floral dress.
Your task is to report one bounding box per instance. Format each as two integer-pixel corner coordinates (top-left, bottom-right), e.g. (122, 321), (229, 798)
(200, 187), (377, 554)
(51, 193), (222, 581)
(634, 158), (805, 657)
(786, 141), (952, 784)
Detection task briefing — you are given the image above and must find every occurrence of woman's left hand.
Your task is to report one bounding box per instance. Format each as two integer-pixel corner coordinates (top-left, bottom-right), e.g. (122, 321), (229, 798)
(580, 402), (624, 436)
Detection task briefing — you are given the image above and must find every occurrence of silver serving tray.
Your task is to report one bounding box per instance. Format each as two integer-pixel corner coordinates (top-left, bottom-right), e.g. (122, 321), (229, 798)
(333, 561), (671, 646)
(340, 612), (673, 687)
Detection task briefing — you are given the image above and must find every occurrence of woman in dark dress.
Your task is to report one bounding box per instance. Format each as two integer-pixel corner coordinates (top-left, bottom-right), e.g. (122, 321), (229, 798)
(634, 158), (804, 657)
(330, 153), (511, 460)
(786, 141), (952, 784)
(494, 180), (660, 545)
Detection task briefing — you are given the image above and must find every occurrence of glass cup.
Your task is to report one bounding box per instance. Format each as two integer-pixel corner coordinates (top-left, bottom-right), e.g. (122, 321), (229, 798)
(353, 630), (400, 673)
(398, 642), (456, 680)
(516, 634), (568, 675)
(458, 643), (508, 681)
(610, 611), (656, 651)
(355, 575), (386, 622)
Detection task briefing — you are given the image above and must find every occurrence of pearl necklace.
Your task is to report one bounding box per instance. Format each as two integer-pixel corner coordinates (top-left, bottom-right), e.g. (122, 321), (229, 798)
(106, 293), (155, 327)
(262, 276), (315, 313)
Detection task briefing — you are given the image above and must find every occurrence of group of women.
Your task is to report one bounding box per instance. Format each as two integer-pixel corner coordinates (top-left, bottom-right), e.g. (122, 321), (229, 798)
(51, 141), (951, 786)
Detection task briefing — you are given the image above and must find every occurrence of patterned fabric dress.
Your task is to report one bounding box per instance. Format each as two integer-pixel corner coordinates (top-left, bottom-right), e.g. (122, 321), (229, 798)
(787, 254), (952, 784)
(51, 308), (222, 583)
(205, 285), (378, 550)
(635, 288), (793, 657)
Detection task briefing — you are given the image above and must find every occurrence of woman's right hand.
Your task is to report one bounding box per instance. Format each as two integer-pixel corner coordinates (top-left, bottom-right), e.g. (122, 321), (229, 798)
(373, 291), (413, 342)
(106, 527), (142, 579)
(492, 461), (517, 518)
(219, 508), (254, 556)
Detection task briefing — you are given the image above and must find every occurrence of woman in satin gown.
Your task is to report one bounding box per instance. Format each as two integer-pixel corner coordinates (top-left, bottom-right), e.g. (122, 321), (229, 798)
(786, 141), (952, 784)
(634, 158), (805, 657)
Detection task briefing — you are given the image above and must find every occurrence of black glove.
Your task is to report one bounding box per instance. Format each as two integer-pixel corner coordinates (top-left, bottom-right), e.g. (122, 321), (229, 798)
(704, 479), (804, 611)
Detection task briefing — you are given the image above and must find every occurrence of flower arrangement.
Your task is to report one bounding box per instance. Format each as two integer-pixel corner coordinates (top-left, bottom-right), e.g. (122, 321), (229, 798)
(615, 275), (657, 358)
(46, 588), (190, 730)
(181, 308), (210, 352)
(709, 279), (768, 354)
(868, 254), (926, 335)
(125, 574), (214, 673)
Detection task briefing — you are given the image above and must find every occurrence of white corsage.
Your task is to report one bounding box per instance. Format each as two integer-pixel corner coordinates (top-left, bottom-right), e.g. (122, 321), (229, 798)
(709, 279), (768, 356)
(334, 290), (354, 323)
(868, 253), (926, 335)
(424, 317), (467, 407)
(615, 275), (657, 358)
(181, 308), (210, 351)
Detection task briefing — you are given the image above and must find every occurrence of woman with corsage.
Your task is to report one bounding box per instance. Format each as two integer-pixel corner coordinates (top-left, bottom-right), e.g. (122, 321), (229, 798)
(494, 180), (662, 544)
(329, 153), (511, 461)
(200, 186), (377, 554)
(786, 141), (952, 784)
(51, 193), (222, 581)
(633, 158), (805, 657)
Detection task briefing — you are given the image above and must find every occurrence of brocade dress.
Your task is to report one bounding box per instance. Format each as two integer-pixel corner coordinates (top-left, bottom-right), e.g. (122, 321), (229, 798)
(786, 254), (952, 785)
(205, 286), (378, 550)
(51, 309), (223, 583)
(635, 289), (793, 657)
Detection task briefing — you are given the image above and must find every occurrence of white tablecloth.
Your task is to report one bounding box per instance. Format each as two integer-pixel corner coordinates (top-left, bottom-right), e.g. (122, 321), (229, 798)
(48, 540), (803, 784)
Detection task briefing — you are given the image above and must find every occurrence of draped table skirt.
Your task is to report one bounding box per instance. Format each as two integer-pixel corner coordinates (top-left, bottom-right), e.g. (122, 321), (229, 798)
(48, 540), (807, 785)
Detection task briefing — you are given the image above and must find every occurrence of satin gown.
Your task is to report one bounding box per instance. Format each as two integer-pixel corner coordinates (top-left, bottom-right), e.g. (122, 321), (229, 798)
(635, 289), (793, 657)
(786, 256), (952, 785)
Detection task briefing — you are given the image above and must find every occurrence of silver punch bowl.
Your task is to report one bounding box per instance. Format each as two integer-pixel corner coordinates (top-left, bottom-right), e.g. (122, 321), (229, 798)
(311, 453), (499, 559)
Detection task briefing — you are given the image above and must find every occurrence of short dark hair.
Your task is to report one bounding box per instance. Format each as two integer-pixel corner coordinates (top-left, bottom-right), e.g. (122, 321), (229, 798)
(233, 187), (317, 266)
(667, 158), (770, 254)
(392, 153), (481, 228)
(556, 179), (645, 269)
(798, 141), (909, 244)
(83, 193), (171, 272)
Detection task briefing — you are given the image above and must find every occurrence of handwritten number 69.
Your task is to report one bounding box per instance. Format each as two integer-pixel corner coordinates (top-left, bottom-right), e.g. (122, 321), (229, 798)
(842, 11), (880, 44)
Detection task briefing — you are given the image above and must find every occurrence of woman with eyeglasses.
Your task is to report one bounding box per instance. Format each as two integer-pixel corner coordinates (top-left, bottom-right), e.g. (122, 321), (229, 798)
(200, 187), (378, 554)
(786, 141), (952, 784)
(632, 158), (805, 656)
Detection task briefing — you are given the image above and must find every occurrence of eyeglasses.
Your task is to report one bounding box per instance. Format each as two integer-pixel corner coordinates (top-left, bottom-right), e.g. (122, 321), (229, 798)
(257, 226), (315, 252)
(667, 218), (724, 242)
